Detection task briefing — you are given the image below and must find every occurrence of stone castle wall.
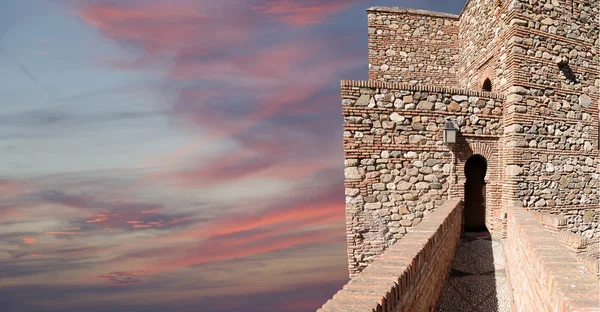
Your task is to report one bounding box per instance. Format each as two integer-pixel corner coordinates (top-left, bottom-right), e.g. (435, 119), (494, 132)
(342, 0), (599, 278)
(323, 1), (600, 309)
(367, 7), (460, 86)
(456, 0), (513, 92)
(502, 0), (600, 240)
(342, 80), (504, 275)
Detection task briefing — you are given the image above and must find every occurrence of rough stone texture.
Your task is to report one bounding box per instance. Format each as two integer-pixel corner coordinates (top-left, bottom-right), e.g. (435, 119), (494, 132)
(367, 8), (459, 86)
(342, 81), (504, 275)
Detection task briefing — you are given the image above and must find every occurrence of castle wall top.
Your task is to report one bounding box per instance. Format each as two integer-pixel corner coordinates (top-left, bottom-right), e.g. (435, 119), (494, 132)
(366, 6), (459, 19)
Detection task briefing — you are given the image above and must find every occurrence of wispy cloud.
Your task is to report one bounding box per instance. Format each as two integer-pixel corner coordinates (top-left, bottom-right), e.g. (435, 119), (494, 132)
(45, 231), (80, 235)
(0, 0), (427, 310)
(254, 0), (363, 25)
(85, 270), (150, 286)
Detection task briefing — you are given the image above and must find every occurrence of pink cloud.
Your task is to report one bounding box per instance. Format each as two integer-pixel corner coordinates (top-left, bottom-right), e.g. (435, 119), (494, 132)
(170, 183), (343, 241)
(102, 182), (344, 273)
(125, 221), (143, 224)
(75, 0), (255, 64)
(132, 224), (152, 228)
(145, 227), (343, 273)
(40, 38), (51, 43)
(85, 215), (109, 223)
(45, 231), (80, 235)
(72, 0), (361, 196)
(23, 237), (37, 244)
(202, 202), (342, 238)
(222, 212), (343, 247)
(0, 179), (25, 197)
(254, 0), (361, 25)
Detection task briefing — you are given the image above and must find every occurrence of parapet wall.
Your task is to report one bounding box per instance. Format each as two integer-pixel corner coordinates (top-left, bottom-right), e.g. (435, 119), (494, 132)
(319, 199), (463, 312)
(367, 7), (459, 86)
(342, 80), (504, 275)
(505, 206), (600, 311)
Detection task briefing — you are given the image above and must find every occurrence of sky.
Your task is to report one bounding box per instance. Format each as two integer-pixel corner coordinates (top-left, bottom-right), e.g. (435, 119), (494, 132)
(0, 1), (466, 311)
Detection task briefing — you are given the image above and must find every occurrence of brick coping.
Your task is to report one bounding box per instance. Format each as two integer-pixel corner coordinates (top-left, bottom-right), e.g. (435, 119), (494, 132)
(341, 80), (505, 99)
(507, 207), (600, 310)
(366, 6), (459, 19)
(318, 198), (463, 312)
(367, 0), (510, 27)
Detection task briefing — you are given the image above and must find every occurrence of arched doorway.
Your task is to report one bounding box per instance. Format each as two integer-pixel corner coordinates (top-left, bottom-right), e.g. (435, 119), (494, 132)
(464, 155), (487, 231)
(482, 78), (492, 92)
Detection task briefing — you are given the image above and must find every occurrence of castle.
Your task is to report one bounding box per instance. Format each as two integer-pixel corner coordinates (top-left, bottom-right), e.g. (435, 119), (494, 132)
(319, 0), (599, 311)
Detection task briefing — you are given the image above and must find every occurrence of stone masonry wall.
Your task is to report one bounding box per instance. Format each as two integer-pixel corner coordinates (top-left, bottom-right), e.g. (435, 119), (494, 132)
(342, 80), (504, 275)
(457, 0), (514, 92)
(367, 7), (460, 86)
(502, 0), (600, 239)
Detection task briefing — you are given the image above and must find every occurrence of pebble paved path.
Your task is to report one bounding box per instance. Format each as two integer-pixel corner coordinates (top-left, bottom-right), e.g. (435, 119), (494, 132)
(436, 232), (512, 312)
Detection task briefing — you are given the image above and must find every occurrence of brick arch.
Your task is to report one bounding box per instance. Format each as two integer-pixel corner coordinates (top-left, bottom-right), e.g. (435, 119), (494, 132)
(479, 66), (494, 92)
(454, 139), (497, 167)
(451, 139), (503, 235)
(468, 141), (496, 165)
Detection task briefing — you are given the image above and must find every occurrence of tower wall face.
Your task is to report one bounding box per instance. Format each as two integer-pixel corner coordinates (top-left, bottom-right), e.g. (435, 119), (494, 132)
(367, 8), (460, 86)
(457, 0), (513, 92)
(500, 0), (599, 239)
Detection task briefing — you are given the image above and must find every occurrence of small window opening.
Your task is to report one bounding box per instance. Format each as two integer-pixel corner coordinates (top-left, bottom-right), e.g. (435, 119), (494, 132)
(482, 78), (492, 92)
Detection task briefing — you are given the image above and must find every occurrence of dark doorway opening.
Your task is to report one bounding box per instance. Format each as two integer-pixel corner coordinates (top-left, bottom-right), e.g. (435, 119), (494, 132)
(482, 78), (492, 92)
(464, 155), (487, 231)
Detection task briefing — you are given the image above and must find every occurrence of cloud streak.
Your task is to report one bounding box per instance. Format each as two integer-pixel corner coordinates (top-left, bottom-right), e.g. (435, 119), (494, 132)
(254, 0), (363, 25)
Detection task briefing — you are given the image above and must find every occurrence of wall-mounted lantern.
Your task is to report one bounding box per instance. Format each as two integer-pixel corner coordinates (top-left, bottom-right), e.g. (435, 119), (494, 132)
(443, 119), (458, 144)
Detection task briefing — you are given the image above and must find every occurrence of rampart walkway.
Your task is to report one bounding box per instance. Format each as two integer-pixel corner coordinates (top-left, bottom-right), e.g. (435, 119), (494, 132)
(436, 232), (511, 311)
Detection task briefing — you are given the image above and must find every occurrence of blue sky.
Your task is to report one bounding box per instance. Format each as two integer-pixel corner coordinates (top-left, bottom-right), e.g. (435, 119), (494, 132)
(0, 1), (467, 311)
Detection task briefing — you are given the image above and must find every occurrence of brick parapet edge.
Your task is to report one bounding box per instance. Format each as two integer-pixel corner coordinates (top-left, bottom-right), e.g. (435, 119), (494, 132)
(340, 80), (505, 100)
(366, 6), (459, 19)
(505, 207), (600, 311)
(318, 198), (463, 312)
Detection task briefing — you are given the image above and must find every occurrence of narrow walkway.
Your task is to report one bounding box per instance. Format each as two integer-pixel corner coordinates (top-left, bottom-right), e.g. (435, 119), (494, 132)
(436, 232), (512, 312)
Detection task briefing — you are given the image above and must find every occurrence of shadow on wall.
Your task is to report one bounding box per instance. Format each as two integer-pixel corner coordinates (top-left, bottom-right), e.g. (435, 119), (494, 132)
(557, 63), (579, 83)
(435, 232), (510, 311)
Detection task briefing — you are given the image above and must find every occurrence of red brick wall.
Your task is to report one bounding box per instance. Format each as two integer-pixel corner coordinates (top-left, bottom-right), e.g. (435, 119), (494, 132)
(505, 206), (600, 311)
(318, 199), (463, 312)
(367, 7), (459, 86)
